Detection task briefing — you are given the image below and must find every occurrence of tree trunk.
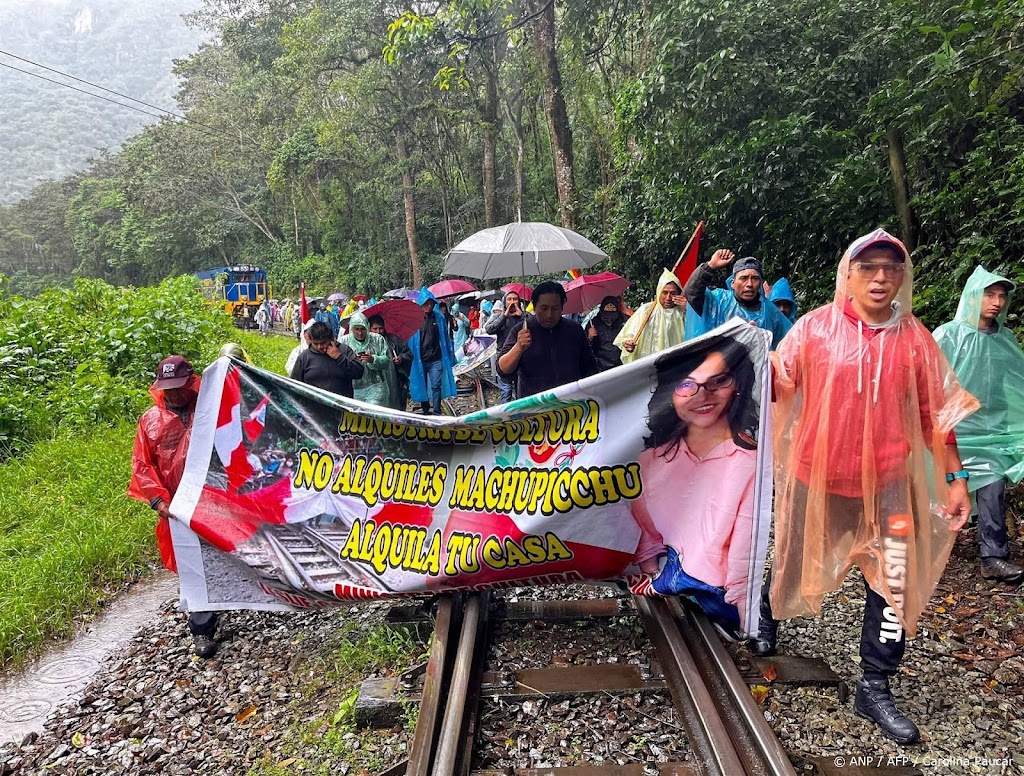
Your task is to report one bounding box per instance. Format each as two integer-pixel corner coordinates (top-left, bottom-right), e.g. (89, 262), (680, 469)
(396, 133), (421, 288)
(885, 126), (919, 253)
(481, 36), (503, 228)
(526, 0), (576, 229)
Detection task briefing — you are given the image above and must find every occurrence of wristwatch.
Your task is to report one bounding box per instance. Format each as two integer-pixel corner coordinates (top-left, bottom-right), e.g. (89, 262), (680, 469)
(945, 470), (969, 484)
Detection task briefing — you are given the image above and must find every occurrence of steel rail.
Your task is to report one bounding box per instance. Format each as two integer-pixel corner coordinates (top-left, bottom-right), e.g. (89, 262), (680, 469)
(633, 595), (746, 776)
(669, 600), (796, 776)
(407, 594), (460, 776)
(431, 593), (487, 776)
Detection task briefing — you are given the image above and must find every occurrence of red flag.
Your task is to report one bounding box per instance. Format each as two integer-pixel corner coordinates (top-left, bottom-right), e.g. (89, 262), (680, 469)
(299, 281), (310, 324)
(673, 221), (704, 286)
(243, 395), (270, 442)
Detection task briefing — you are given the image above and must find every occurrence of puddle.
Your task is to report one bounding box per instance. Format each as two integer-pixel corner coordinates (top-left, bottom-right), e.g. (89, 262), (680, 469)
(0, 572), (178, 746)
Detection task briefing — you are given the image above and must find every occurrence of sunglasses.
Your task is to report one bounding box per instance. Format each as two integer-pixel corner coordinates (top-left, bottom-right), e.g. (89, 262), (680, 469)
(674, 371), (735, 398)
(850, 261), (905, 279)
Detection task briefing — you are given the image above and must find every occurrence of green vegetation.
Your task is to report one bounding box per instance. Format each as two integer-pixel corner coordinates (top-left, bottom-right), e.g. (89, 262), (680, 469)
(0, 270), (290, 665)
(2, 0), (1024, 328)
(0, 422), (153, 666)
(247, 623), (424, 775)
(0, 0), (206, 206)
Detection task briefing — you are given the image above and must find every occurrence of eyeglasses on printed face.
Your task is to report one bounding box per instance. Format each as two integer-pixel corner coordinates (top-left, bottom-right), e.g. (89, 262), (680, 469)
(674, 371), (735, 398)
(850, 261), (905, 279)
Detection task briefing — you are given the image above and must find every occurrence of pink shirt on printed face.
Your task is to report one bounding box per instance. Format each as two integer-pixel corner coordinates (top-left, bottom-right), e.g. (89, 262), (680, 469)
(631, 438), (756, 613)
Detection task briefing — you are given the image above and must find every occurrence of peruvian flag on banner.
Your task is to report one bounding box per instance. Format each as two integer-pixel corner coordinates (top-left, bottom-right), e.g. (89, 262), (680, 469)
(242, 395), (270, 442)
(215, 368), (256, 493)
(299, 281), (310, 324)
(674, 220), (705, 286)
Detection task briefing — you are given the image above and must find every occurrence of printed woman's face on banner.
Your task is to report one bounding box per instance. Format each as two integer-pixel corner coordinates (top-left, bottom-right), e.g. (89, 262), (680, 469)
(671, 351), (737, 432)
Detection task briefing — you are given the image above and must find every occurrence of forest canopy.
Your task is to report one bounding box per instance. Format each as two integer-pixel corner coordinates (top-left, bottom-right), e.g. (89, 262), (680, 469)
(1, 0), (1023, 327)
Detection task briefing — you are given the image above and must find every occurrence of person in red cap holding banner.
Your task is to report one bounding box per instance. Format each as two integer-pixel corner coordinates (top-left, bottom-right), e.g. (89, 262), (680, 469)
(756, 229), (977, 744)
(127, 355), (219, 659)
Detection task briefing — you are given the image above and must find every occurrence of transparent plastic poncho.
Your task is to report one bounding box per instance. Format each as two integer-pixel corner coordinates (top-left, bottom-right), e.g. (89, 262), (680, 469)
(770, 230), (978, 636)
(933, 266), (1024, 491)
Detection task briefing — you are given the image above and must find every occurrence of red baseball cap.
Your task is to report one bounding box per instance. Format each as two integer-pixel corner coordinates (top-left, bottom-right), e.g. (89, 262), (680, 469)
(155, 355), (195, 389)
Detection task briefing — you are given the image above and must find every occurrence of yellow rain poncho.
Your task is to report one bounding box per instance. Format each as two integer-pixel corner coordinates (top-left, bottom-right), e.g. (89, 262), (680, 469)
(933, 267), (1024, 491)
(613, 269), (687, 364)
(770, 229), (978, 637)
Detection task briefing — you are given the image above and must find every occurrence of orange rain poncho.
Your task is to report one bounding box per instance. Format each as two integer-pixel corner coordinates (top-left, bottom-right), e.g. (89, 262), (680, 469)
(127, 374), (201, 572)
(769, 230), (978, 636)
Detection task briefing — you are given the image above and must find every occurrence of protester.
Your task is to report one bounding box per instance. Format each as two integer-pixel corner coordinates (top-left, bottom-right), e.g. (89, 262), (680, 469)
(479, 300), (494, 331)
(934, 267), (1024, 584)
(218, 342), (253, 364)
(368, 314), (413, 411)
(588, 296), (631, 371)
(409, 288), (457, 414)
(254, 301), (271, 336)
(291, 305), (301, 340)
(467, 302), (480, 332)
(768, 277), (799, 323)
(497, 280), (598, 397)
(451, 302), (471, 353)
(485, 291), (526, 402)
(341, 312), (390, 406)
(685, 251), (792, 348)
(755, 229), (977, 744)
(286, 319), (317, 375)
(631, 336), (758, 635)
(127, 356), (219, 658)
(289, 321), (364, 398)
(614, 270), (688, 363)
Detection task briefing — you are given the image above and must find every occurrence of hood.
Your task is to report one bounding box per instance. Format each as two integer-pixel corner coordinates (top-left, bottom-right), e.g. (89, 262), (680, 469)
(834, 228), (913, 319)
(768, 277), (798, 321)
(954, 265), (1015, 328)
(481, 301), (493, 314)
(417, 286), (440, 305)
(658, 268), (682, 293)
(349, 311), (369, 331)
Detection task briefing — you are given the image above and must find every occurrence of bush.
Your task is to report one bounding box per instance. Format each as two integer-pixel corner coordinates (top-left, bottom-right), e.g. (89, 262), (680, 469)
(0, 274), (235, 455)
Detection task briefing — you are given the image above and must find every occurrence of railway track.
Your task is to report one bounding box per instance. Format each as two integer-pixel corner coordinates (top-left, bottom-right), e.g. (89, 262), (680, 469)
(366, 590), (799, 776)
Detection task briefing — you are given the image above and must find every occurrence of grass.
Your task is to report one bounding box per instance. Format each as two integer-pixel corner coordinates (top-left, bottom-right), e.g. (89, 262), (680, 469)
(0, 421), (155, 667)
(0, 329), (294, 668)
(247, 623), (425, 776)
(232, 328), (298, 376)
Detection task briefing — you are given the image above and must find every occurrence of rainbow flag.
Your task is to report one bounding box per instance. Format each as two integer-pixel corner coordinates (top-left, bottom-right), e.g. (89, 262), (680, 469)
(566, 268), (582, 280)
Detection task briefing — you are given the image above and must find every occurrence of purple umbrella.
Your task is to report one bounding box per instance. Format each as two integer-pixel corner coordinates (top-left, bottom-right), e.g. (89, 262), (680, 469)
(327, 292), (348, 302)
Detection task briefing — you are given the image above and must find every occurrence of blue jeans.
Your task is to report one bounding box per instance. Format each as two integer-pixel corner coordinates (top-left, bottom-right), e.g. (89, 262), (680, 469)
(497, 374), (515, 404)
(653, 546), (740, 634)
(421, 359), (443, 414)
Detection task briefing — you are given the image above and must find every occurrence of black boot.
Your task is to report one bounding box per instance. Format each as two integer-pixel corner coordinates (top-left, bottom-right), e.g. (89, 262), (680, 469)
(749, 595), (778, 657)
(980, 557), (1024, 585)
(854, 678), (920, 744)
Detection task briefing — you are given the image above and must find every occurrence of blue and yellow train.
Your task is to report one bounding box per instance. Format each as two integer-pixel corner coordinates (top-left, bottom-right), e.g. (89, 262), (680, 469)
(194, 265), (272, 326)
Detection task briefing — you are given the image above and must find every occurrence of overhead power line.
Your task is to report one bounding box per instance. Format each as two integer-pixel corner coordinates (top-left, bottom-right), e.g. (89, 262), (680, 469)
(0, 51), (242, 144)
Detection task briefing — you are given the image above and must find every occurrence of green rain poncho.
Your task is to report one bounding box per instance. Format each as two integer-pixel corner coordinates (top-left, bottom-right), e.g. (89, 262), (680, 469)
(342, 312), (390, 406)
(933, 266), (1024, 491)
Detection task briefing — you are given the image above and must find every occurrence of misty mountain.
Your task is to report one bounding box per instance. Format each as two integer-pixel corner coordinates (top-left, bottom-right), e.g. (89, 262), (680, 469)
(0, 0), (207, 204)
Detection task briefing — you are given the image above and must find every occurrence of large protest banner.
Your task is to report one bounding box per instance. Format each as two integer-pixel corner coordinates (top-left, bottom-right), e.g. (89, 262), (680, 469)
(169, 319), (773, 636)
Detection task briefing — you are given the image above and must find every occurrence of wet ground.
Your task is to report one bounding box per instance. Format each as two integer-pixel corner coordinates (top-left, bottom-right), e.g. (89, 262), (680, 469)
(0, 573), (177, 748)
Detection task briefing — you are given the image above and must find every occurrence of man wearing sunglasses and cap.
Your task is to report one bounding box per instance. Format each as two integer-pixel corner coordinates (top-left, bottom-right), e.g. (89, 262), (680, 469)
(757, 229), (978, 744)
(128, 355), (220, 658)
(684, 251), (792, 349)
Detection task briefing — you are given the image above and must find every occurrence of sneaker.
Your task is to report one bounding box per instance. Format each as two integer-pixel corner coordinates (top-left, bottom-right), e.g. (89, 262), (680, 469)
(749, 597), (778, 657)
(193, 635), (218, 659)
(854, 678), (920, 745)
(980, 557), (1023, 585)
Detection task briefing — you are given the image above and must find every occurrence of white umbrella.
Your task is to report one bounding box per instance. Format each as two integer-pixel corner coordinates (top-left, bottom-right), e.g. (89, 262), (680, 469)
(443, 221), (608, 280)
